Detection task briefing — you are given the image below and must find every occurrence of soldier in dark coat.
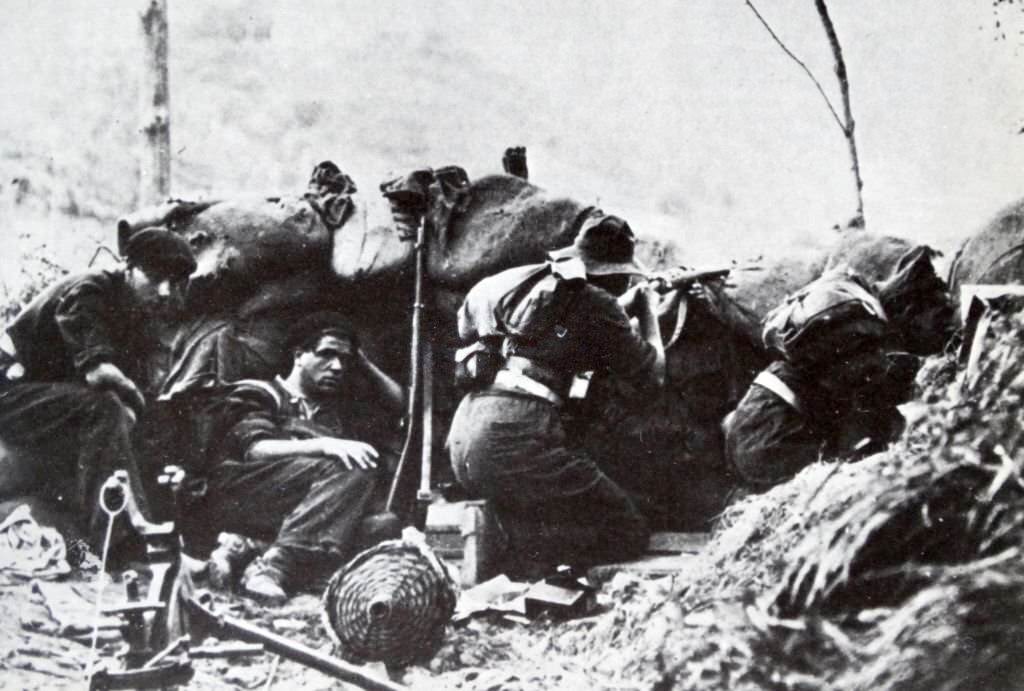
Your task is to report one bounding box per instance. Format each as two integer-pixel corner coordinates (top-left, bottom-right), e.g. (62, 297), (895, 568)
(724, 271), (913, 491)
(0, 228), (195, 546)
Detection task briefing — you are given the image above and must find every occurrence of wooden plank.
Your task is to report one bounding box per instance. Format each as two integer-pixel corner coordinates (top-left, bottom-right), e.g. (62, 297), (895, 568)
(588, 553), (699, 580)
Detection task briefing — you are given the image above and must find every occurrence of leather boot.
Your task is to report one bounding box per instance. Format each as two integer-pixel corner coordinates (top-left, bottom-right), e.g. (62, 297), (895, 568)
(208, 533), (260, 591)
(240, 547), (291, 605)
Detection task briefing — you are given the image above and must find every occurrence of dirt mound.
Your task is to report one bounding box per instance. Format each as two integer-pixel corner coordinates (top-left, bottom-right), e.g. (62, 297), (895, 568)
(824, 229), (916, 283)
(725, 252), (828, 322)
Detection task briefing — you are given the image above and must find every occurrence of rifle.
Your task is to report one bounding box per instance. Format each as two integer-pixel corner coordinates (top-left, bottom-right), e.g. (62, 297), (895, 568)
(646, 266), (731, 293)
(88, 470), (407, 691)
(183, 591), (405, 691)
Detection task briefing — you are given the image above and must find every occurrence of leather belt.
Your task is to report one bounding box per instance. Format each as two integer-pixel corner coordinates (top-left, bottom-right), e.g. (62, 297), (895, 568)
(493, 369), (563, 406)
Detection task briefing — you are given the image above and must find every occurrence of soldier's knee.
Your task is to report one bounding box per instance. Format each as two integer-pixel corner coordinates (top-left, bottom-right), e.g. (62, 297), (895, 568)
(297, 455), (340, 479)
(305, 457), (377, 486)
(344, 466), (380, 492)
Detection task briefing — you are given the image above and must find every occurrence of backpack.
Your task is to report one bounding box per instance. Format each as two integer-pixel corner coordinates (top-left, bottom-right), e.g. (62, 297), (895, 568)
(762, 268), (887, 363)
(458, 257), (587, 342)
(455, 257), (587, 384)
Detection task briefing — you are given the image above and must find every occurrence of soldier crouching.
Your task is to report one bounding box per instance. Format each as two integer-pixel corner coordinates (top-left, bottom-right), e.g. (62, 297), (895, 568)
(447, 215), (666, 576)
(725, 270), (915, 491)
(0, 228), (195, 549)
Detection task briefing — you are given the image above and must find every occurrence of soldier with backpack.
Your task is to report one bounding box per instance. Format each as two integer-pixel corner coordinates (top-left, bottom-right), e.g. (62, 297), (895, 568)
(724, 269), (916, 491)
(446, 214), (666, 575)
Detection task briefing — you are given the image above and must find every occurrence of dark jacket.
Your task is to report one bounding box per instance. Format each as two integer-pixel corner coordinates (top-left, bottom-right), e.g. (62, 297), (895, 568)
(215, 376), (396, 464)
(724, 360), (903, 489)
(220, 377), (350, 462)
(5, 270), (151, 384)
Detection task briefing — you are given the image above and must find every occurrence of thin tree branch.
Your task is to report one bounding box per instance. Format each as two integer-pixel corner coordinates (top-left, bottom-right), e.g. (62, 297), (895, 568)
(743, 0), (845, 133)
(814, 0), (865, 224)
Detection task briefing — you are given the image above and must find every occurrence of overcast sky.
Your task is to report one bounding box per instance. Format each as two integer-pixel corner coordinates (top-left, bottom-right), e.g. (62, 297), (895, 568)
(2, 1), (1022, 258)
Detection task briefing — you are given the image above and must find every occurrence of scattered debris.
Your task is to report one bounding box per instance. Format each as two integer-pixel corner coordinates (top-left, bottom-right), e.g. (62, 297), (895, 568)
(0, 505), (70, 581)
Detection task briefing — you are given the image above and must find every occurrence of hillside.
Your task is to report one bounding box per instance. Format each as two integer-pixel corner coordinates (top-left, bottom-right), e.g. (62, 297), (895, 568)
(2, 1), (1023, 313)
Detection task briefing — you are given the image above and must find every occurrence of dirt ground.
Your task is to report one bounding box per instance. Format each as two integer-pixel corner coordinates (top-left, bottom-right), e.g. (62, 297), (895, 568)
(0, 558), (682, 691)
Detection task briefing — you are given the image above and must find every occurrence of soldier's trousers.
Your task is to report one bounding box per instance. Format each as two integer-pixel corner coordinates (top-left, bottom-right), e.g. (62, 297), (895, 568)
(0, 382), (142, 547)
(186, 455), (380, 584)
(446, 388), (650, 571)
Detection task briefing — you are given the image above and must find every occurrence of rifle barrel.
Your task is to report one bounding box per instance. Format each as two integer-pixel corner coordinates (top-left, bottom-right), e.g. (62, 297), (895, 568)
(648, 267), (731, 292)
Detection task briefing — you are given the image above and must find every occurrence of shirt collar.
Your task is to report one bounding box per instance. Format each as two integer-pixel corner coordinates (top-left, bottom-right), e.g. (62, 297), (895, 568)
(275, 375), (320, 418)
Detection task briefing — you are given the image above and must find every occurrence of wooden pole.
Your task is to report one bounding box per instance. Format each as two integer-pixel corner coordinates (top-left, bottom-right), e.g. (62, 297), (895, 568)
(139, 0), (171, 206)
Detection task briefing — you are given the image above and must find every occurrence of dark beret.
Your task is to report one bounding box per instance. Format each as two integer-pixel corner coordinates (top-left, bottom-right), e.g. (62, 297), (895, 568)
(122, 227), (197, 280)
(289, 310), (359, 352)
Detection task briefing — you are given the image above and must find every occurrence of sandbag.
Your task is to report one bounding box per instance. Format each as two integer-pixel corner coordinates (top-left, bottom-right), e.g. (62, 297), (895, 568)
(824, 231), (915, 283)
(950, 195), (1024, 299)
(182, 196), (334, 284)
(124, 161), (360, 311)
(427, 174), (595, 288)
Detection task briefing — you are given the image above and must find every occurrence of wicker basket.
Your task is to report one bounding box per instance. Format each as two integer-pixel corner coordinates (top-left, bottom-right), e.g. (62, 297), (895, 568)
(322, 530), (457, 667)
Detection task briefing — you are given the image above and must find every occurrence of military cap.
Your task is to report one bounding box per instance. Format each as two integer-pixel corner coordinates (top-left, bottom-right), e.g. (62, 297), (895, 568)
(548, 214), (647, 276)
(122, 227), (196, 280)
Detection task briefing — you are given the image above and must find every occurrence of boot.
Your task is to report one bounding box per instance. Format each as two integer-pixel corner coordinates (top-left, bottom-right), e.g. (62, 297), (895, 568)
(208, 533), (260, 591)
(240, 547), (291, 605)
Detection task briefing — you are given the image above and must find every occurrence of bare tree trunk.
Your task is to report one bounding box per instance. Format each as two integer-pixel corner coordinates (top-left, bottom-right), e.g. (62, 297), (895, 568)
(814, 0), (864, 227)
(139, 0), (171, 207)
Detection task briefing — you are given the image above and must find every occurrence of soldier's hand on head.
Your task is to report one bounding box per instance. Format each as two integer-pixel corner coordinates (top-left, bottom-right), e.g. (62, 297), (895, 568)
(84, 362), (146, 415)
(318, 438), (379, 470)
(355, 346), (370, 369)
